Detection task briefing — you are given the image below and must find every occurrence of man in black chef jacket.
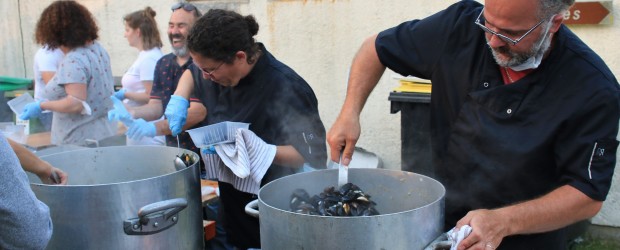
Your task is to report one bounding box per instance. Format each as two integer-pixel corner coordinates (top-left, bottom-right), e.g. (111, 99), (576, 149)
(327, 0), (620, 249)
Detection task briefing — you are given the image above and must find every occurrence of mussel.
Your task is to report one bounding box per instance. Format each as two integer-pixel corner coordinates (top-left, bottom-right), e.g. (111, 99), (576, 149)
(289, 183), (379, 217)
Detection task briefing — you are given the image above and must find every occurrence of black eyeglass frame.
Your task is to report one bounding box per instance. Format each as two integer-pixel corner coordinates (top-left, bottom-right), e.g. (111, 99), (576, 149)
(474, 7), (547, 46)
(195, 61), (225, 78)
(171, 2), (197, 12)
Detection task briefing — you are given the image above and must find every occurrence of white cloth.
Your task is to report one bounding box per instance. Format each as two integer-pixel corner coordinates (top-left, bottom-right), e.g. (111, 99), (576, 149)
(68, 95), (92, 115)
(211, 128), (276, 194)
(33, 47), (63, 100)
(202, 151), (262, 195)
(447, 225), (472, 250)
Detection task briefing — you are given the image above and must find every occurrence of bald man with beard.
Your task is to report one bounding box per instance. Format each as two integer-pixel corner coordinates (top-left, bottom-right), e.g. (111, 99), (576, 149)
(328, 0), (619, 249)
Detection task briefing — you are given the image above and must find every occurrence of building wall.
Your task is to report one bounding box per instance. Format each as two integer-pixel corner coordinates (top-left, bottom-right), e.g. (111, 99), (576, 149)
(1, 0), (619, 227)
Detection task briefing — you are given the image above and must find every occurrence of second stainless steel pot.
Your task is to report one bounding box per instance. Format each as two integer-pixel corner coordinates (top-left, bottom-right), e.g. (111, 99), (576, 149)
(246, 168), (445, 249)
(28, 146), (203, 249)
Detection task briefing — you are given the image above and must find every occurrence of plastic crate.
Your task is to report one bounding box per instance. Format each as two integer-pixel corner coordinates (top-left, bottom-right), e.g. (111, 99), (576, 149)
(187, 121), (250, 148)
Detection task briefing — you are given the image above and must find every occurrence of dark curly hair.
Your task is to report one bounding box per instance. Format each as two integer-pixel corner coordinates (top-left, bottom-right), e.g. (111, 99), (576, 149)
(187, 9), (260, 64)
(35, 0), (99, 50)
(124, 6), (163, 50)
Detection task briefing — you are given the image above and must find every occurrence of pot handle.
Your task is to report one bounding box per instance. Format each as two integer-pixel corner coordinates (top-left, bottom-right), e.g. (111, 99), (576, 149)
(245, 199), (259, 218)
(123, 198), (188, 235)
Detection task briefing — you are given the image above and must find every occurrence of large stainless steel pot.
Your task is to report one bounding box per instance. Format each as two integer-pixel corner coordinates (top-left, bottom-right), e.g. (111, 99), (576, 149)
(27, 146), (203, 249)
(246, 168), (445, 249)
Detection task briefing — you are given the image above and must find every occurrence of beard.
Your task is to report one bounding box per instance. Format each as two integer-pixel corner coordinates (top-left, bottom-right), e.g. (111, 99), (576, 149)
(169, 33), (189, 57)
(489, 25), (553, 68)
(172, 46), (189, 57)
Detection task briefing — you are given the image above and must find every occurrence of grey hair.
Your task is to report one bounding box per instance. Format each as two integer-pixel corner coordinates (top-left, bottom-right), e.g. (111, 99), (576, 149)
(538, 0), (575, 19)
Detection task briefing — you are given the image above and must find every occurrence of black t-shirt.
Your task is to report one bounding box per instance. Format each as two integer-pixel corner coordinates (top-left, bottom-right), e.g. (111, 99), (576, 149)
(191, 43), (327, 248)
(376, 1), (619, 249)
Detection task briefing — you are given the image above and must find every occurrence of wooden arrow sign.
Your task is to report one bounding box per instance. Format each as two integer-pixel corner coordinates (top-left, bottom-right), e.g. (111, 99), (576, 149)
(564, 1), (613, 25)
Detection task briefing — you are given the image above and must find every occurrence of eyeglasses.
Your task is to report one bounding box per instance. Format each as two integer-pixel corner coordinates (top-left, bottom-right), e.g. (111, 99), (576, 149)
(196, 61), (224, 78)
(171, 2), (197, 12)
(474, 7), (546, 46)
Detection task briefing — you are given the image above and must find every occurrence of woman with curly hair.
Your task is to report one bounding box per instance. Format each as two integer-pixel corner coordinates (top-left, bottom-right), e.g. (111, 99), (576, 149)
(114, 6), (165, 145)
(165, 9), (327, 249)
(20, 0), (116, 145)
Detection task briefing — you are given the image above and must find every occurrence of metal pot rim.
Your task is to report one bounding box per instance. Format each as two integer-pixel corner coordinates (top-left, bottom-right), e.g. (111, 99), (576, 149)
(34, 146), (200, 187)
(257, 168), (445, 217)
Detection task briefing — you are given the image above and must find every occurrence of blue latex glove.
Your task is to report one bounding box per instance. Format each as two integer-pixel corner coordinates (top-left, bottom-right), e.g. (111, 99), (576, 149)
(165, 95), (189, 136)
(126, 118), (156, 140)
(114, 88), (126, 100)
(19, 101), (42, 120)
(108, 96), (133, 126)
(202, 145), (217, 155)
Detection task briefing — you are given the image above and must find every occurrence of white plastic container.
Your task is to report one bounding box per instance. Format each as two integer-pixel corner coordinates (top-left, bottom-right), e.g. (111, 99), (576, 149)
(187, 121), (250, 148)
(7, 92), (34, 117)
(7, 93), (36, 135)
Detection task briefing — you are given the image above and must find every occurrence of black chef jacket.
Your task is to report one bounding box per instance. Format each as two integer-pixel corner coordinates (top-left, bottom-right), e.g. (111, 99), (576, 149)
(376, 1), (619, 249)
(192, 43), (327, 249)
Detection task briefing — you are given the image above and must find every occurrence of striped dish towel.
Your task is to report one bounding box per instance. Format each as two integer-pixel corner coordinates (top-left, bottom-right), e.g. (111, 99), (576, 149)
(204, 128), (276, 194)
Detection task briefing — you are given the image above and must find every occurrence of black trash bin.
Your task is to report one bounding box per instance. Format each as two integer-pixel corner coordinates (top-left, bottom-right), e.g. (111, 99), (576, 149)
(388, 84), (433, 178)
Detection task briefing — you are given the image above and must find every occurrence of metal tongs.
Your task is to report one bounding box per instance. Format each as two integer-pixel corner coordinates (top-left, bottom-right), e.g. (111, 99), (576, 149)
(337, 151), (348, 187)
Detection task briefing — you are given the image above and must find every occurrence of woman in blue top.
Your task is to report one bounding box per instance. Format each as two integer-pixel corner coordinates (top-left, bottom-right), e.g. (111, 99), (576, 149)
(0, 134), (52, 249)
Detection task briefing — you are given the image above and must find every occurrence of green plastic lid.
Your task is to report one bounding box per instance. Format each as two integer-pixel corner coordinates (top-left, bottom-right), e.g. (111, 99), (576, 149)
(0, 76), (33, 91)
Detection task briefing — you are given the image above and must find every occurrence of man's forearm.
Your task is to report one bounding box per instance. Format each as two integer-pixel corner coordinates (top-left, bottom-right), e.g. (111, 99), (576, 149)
(130, 100), (163, 121)
(343, 34), (386, 116)
(124, 92), (151, 106)
(498, 185), (602, 235)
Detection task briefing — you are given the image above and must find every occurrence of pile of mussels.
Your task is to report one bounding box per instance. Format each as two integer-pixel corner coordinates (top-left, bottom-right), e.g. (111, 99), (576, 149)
(289, 183), (379, 216)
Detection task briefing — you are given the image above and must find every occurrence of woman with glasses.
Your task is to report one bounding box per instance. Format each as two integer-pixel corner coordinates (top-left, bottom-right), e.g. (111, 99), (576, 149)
(165, 9), (327, 249)
(21, 0), (116, 146)
(328, 0), (619, 249)
(114, 7), (165, 146)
